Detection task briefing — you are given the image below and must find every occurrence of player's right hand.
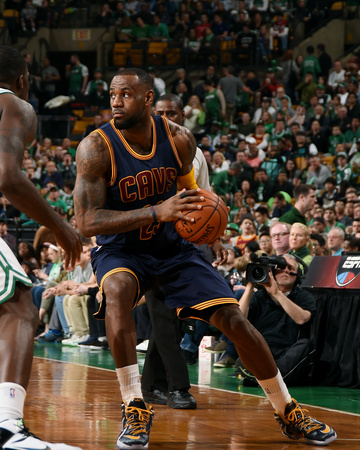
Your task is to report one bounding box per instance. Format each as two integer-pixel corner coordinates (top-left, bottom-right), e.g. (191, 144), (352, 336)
(154, 189), (204, 222)
(53, 221), (83, 271)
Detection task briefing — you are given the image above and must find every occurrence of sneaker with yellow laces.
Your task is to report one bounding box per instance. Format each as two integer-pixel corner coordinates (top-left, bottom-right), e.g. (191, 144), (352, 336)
(274, 398), (337, 446)
(117, 398), (154, 449)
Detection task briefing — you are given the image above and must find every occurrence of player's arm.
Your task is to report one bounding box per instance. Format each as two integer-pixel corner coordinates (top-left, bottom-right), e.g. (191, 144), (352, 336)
(167, 120), (199, 190)
(0, 95), (82, 269)
(74, 132), (203, 236)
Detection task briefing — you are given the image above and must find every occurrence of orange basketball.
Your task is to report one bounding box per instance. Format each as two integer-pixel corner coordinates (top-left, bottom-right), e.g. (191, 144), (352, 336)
(174, 189), (228, 245)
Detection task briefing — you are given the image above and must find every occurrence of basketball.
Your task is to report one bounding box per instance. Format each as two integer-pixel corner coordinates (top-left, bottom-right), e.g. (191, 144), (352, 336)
(174, 189), (228, 245)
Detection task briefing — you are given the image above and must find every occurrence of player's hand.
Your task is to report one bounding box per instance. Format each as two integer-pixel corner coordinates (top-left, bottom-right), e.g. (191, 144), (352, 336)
(212, 241), (228, 265)
(53, 221), (83, 271)
(154, 189), (205, 223)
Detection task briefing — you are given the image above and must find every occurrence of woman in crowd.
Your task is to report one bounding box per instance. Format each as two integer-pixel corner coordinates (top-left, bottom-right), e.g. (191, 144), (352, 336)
(240, 178), (252, 198)
(288, 222), (313, 266)
(285, 158), (302, 186)
(212, 150), (230, 173)
(184, 94), (205, 133)
(17, 240), (39, 267)
(261, 110), (275, 135)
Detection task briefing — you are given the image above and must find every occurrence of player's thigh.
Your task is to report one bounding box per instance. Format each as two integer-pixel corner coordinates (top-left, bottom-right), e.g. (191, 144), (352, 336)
(102, 270), (138, 311)
(0, 284), (37, 324)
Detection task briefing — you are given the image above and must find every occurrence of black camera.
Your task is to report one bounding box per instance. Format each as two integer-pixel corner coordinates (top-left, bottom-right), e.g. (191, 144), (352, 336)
(246, 255), (287, 284)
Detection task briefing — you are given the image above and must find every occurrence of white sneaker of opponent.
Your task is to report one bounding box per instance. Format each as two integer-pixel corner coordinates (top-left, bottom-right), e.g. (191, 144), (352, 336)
(0, 419), (83, 450)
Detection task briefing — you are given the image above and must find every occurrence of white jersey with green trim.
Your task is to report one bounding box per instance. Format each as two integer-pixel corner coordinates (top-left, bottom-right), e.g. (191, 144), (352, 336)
(0, 87), (31, 303)
(0, 88), (14, 95)
(0, 238), (32, 304)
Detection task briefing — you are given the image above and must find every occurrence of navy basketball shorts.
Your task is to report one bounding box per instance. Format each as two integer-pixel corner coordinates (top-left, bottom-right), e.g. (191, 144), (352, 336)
(91, 240), (238, 322)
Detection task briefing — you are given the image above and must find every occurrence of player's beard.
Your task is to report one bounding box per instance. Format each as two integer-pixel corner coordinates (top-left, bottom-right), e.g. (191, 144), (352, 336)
(113, 115), (139, 130)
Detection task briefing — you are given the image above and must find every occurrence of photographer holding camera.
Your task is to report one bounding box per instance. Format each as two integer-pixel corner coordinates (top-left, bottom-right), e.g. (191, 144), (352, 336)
(238, 254), (316, 386)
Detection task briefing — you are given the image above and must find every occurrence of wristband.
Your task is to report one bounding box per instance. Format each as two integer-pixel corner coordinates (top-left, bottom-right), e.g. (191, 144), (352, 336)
(150, 205), (157, 222)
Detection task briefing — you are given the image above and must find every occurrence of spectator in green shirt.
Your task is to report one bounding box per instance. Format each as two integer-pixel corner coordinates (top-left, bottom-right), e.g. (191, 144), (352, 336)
(328, 125), (345, 155)
(132, 17), (150, 42)
(46, 186), (68, 214)
(324, 206), (346, 233)
(211, 161), (242, 205)
(295, 72), (317, 105)
(66, 53), (89, 100)
(280, 184), (317, 225)
(300, 45), (321, 83)
(149, 14), (169, 41)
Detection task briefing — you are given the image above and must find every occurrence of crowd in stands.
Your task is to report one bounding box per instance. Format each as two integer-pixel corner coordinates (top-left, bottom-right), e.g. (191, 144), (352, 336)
(3, 1), (346, 61)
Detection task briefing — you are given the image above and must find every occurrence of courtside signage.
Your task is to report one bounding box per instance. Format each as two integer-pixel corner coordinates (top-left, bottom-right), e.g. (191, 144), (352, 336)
(336, 255), (360, 287)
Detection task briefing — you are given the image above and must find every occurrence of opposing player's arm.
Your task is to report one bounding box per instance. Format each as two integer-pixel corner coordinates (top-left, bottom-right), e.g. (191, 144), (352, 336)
(0, 96), (57, 220)
(0, 96), (37, 168)
(0, 95), (82, 269)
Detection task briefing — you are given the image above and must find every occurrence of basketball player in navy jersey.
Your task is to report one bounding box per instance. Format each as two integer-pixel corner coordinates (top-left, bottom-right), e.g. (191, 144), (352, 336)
(74, 68), (336, 449)
(0, 46), (83, 450)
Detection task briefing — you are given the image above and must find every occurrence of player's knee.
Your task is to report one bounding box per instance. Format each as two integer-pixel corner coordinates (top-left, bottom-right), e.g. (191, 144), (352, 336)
(211, 304), (247, 332)
(103, 272), (138, 308)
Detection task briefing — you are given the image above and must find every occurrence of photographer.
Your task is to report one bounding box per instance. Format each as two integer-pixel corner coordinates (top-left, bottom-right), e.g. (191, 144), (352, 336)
(238, 254), (316, 386)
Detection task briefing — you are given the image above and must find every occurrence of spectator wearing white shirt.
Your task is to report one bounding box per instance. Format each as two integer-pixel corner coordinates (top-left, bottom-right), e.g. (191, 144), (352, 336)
(148, 67), (166, 97)
(328, 60), (346, 92)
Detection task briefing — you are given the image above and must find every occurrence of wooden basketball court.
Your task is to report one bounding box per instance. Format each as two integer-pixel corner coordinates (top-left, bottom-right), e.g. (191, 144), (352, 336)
(25, 357), (360, 449)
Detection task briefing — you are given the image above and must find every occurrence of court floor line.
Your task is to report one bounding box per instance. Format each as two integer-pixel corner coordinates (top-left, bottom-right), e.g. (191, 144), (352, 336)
(33, 356), (360, 417)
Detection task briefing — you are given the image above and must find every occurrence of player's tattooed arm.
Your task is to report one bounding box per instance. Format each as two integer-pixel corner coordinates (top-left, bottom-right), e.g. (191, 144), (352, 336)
(74, 133), (156, 236)
(169, 120), (197, 175)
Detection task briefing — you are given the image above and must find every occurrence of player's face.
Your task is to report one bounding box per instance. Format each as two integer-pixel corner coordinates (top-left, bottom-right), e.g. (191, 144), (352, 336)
(155, 100), (184, 126)
(110, 75), (152, 130)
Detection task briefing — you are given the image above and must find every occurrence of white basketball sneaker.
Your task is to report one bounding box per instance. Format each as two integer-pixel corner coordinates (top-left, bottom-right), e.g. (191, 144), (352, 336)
(0, 418), (83, 450)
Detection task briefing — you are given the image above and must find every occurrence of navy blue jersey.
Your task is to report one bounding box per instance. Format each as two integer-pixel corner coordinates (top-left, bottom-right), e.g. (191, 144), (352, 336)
(94, 115), (182, 254)
(90, 115), (239, 321)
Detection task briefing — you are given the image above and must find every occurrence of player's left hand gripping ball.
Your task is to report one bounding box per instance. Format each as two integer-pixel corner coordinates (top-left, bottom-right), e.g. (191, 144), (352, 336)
(174, 189), (228, 245)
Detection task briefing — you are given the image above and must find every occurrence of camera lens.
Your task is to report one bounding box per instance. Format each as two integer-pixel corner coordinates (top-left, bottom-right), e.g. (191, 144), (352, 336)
(247, 264), (269, 284)
(252, 267), (266, 282)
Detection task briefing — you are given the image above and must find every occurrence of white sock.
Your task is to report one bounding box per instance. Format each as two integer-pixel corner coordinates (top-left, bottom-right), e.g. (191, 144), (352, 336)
(256, 370), (292, 416)
(116, 364), (142, 405)
(0, 383), (26, 422)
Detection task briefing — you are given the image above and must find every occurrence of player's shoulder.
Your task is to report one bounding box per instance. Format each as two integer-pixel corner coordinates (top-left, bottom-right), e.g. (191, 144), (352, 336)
(76, 128), (110, 167)
(0, 91), (32, 111)
(78, 129), (107, 153)
(0, 93), (37, 131)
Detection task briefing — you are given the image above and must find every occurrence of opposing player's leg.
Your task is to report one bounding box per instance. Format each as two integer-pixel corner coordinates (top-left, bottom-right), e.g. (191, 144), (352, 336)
(0, 285), (37, 388)
(0, 285), (82, 450)
(103, 271), (154, 449)
(210, 305), (337, 446)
